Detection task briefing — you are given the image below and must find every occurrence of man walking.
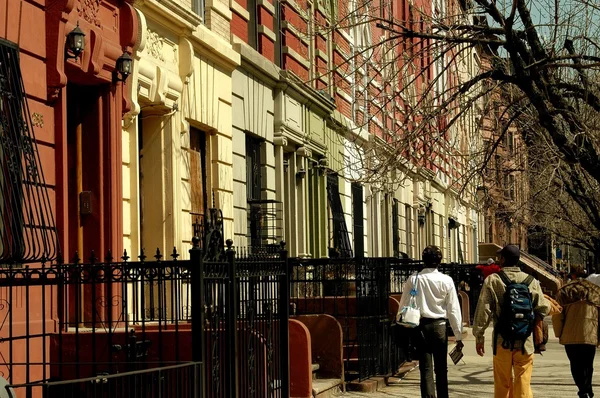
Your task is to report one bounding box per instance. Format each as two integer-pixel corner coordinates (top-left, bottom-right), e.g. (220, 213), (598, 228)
(473, 245), (549, 398)
(397, 245), (463, 398)
(553, 272), (600, 398)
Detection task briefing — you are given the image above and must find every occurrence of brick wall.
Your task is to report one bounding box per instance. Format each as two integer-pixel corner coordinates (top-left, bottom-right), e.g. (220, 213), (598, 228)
(206, 9), (231, 40)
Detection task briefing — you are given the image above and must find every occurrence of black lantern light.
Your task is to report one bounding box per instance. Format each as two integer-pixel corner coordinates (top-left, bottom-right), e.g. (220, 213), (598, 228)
(114, 52), (133, 83)
(65, 22), (85, 59)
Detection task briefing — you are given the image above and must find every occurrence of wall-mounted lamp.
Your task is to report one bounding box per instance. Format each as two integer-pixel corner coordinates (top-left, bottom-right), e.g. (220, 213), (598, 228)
(65, 22), (85, 60)
(114, 52), (133, 83)
(418, 214), (426, 225)
(296, 168), (306, 179)
(283, 159), (289, 172)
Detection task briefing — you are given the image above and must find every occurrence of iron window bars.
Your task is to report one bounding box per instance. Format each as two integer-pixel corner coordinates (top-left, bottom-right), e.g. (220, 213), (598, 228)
(0, 39), (59, 263)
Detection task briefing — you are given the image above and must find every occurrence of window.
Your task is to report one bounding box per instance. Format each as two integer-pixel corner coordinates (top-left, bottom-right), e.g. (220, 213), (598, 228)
(246, 135), (263, 247)
(193, 0), (205, 22)
(506, 131), (514, 155)
(246, 135), (262, 201)
(352, 183), (364, 257)
(495, 154), (502, 182)
(189, 128), (208, 228)
(0, 39), (58, 263)
(503, 174), (515, 201)
(327, 173), (352, 257)
(248, 0), (258, 49)
(308, 163), (327, 257)
(392, 199), (400, 257)
(405, 204), (413, 258)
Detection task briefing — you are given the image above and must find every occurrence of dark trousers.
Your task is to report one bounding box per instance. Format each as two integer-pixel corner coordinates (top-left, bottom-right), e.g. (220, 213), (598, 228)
(416, 318), (449, 398)
(565, 344), (596, 397)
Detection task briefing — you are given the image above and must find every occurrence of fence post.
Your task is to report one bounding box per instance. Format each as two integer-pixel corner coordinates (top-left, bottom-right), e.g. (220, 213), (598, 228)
(226, 239), (238, 397)
(279, 241), (290, 397)
(190, 237), (204, 365)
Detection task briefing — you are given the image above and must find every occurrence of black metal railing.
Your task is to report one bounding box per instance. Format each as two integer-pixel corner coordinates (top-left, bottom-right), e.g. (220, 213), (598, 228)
(0, 248), (196, 398)
(247, 199), (283, 249)
(10, 362), (203, 398)
(201, 241), (289, 398)
(520, 251), (561, 278)
(0, 239), (290, 397)
(290, 257), (392, 381)
(390, 261), (482, 325)
(290, 257), (481, 381)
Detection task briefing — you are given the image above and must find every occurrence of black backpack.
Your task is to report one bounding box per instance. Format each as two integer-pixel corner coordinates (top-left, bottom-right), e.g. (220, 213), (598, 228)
(493, 271), (535, 354)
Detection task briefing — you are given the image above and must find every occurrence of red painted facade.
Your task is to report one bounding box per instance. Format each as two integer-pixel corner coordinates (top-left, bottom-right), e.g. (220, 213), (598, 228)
(45, 0), (137, 258)
(0, 0), (137, 388)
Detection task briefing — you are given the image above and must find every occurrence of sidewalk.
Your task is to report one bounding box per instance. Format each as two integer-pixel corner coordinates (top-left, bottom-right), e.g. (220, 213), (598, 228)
(342, 327), (599, 397)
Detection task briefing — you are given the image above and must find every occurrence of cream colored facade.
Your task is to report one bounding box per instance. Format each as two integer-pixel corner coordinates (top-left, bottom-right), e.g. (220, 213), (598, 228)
(273, 73), (335, 258)
(123, 0), (240, 256)
(231, 42), (279, 248)
(120, 0), (482, 263)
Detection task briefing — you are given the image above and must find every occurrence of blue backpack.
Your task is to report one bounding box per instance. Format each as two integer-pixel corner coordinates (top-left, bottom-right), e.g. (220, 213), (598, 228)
(493, 271), (535, 354)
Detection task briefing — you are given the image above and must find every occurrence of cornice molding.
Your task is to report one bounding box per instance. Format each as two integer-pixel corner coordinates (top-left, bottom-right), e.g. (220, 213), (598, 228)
(277, 71), (336, 116)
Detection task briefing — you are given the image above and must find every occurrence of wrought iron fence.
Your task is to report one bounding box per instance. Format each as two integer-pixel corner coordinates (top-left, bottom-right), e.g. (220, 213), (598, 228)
(201, 242), (289, 398)
(390, 261), (482, 324)
(10, 362), (202, 398)
(289, 257), (397, 381)
(0, 248), (197, 398)
(290, 257), (482, 381)
(0, 219), (290, 398)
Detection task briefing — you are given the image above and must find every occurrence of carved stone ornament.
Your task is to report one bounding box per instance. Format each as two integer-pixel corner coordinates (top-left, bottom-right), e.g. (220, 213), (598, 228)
(77, 0), (102, 27)
(32, 113), (44, 128)
(146, 29), (165, 62)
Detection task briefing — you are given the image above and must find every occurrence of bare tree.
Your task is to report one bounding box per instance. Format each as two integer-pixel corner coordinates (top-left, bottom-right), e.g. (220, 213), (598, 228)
(296, 0), (600, 256)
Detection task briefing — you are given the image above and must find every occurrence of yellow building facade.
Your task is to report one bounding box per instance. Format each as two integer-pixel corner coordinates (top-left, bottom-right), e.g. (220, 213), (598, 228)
(123, 0), (240, 256)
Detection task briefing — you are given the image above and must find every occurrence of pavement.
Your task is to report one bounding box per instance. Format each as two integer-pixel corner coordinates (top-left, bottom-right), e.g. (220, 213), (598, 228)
(342, 323), (600, 397)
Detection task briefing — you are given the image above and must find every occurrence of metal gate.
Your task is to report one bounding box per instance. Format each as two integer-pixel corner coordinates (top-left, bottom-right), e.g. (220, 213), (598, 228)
(290, 257), (401, 381)
(200, 240), (290, 398)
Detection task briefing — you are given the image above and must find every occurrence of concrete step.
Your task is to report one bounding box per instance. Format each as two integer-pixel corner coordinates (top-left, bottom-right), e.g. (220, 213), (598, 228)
(312, 378), (343, 398)
(346, 376), (387, 393)
(312, 363), (320, 381)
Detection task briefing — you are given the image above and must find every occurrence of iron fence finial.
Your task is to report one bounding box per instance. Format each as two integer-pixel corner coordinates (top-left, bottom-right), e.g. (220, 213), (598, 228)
(105, 250), (113, 263)
(154, 248), (162, 261)
(89, 250), (98, 264)
(139, 248), (146, 262)
(171, 247), (179, 260)
(122, 249), (130, 262)
(73, 251), (80, 264)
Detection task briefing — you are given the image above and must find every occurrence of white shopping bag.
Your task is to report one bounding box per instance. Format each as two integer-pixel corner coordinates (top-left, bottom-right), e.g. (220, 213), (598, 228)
(397, 273), (421, 328)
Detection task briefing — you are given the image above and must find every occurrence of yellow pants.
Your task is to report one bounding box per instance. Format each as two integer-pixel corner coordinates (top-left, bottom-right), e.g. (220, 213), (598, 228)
(493, 345), (534, 398)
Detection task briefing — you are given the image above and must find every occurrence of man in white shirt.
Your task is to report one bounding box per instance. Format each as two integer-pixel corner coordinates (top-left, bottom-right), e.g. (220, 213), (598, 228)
(397, 245), (463, 398)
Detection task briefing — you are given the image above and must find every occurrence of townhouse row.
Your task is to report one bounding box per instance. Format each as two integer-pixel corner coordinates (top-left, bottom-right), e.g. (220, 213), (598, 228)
(4, 0), (482, 265)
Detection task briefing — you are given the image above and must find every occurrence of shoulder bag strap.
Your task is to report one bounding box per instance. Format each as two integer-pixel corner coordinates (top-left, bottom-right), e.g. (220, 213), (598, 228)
(498, 270), (513, 286)
(523, 275), (534, 287)
(410, 272), (420, 297)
